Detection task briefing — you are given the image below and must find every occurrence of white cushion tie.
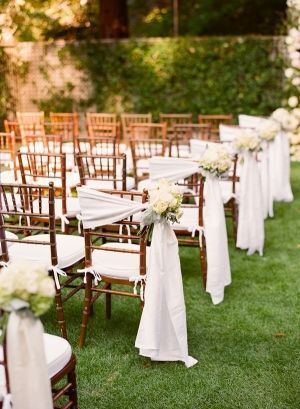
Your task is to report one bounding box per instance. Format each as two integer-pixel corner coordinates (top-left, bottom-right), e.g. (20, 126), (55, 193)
(77, 266), (102, 286)
(188, 226), (205, 247)
(49, 265), (67, 289)
(60, 214), (70, 232)
(129, 275), (147, 301)
(76, 214), (83, 234)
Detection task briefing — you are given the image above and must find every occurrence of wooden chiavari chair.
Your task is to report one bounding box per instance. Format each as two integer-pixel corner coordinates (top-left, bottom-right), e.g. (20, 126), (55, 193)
(121, 113), (152, 142)
(0, 132), (17, 182)
(86, 112), (117, 125)
(0, 327), (78, 408)
(85, 123), (124, 155)
(159, 113), (193, 141)
(129, 123), (167, 186)
(172, 173), (207, 287)
(17, 111), (45, 142)
(18, 152), (81, 233)
(76, 153), (135, 190)
(49, 113), (79, 162)
(198, 114), (233, 140)
(170, 124), (211, 157)
(86, 113), (121, 145)
(0, 182), (85, 339)
(78, 188), (148, 347)
(4, 120), (21, 143)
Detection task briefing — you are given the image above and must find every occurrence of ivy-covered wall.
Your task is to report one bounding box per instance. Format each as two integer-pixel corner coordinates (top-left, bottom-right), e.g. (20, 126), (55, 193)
(64, 36), (284, 119)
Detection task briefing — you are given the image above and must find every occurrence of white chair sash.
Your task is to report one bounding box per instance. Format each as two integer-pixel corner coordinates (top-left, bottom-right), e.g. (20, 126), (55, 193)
(259, 141), (274, 218)
(269, 131), (293, 203)
(238, 114), (264, 128)
(219, 124), (242, 142)
(77, 186), (147, 229)
(6, 302), (52, 409)
(135, 220), (197, 368)
(149, 156), (199, 182)
(237, 152), (264, 255)
(190, 139), (220, 158)
(203, 175), (231, 304)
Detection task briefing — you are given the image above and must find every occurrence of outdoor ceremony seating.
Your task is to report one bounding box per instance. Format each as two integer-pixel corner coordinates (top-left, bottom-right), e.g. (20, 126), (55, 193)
(0, 182), (85, 339)
(4, 120), (21, 142)
(17, 111), (45, 142)
(198, 114), (234, 140)
(0, 132), (17, 182)
(159, 113), (193, 140)
(170, 124), (211, 157)
(0, 332), (78, 409)
(76, 152), (135, 190)
(121, 113), (152, 141)
(77, 187), (148, 347)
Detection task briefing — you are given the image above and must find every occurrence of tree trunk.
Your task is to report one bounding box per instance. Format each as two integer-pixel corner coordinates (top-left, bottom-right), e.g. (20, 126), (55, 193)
(99, 0), (129, 39)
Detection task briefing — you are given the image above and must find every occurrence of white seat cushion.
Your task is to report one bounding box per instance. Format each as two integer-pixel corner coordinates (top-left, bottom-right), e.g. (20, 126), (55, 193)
(0, 333), (72, 393)
(0, 231), (18, 255)
(32, 197), (80, 219)
(9, 234), (84, 269)
(33, 172), (80, 190)
(92, 242), (149, 280)
(0, 170), (22, 184)
(0, 193), (22, 210)
(85, 176), (135, 190)
(173, 207), (199, 231)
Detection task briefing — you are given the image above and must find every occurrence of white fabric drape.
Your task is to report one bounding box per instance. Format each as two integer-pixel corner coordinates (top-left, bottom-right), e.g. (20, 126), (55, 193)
(135, 220), (197, 367)
(237, 152), (264, 255)
(260, 141), (274, 219)
(190, 139), (220, 158)
(219, 125), (241, 142)
(238, 114), (264, 128)
(149, 156), (199, 182)
(6, 302), (52, 409)
(77, 186), (147, 229)
(203, 175), (231, 304)
(269, 131), (293, 203)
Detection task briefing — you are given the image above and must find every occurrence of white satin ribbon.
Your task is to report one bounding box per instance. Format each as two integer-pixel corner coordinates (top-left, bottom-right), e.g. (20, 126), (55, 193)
(129, 275), (147, 301)
(77, 266), (102, 286)
(49, 265), (67, 289)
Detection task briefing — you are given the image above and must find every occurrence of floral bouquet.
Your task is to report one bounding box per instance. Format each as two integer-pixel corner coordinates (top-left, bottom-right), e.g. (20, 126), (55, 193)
(141, 179), (183, 231)
(199, 145), (232, 177)
(234, 129), (261, 153)
(255, 119), (280, 142)
(271, 108), (299, 132)
(0, 261), (55, 317)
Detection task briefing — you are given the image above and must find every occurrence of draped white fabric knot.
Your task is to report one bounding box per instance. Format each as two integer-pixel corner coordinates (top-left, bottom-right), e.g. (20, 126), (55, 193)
(49, 265), (67, 289)
(203, 174), (231, 305)
(129, 275), (147, 301)
(148, 156), (199, 181)
(77, 266), (102, 286)
(237, 151), (264, 256)
(135, 220), (197, 368)
(6, 305), (52, 409)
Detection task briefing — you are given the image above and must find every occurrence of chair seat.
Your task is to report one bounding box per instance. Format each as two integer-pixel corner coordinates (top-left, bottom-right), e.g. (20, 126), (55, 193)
(0, 193), (22, 210)
(9, 234), (85, 269)
(0, 170), (21, 184)
(220, 180), (240, 204)
(32, 197), (81, 219)
(85, 177), (135, 191)
(33, 172), (80, 190)
(0, 333), (72, 394)
(170, 145), (191, 157)
(0, 231), (18, 255)
(92, 242), (149, 280)
(173, 207), (199, 231)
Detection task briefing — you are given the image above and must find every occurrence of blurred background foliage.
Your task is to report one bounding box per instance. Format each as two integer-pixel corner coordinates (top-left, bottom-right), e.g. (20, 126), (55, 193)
(0, 0), (286, 42)
(46, 36), (283, 118)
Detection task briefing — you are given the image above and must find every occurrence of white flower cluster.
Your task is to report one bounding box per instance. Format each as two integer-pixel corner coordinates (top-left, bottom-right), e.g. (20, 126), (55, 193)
(234, 129), (261, 153)
(0, 261), (55, 316)
(271, 108), (299, 132)
(255, 119), (280, 141)
(142, 179), (183, 226)
(199, 145), (232, 177)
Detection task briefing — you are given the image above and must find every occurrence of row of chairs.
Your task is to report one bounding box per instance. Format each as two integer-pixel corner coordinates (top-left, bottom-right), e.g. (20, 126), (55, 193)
(4, 112), (234, 143)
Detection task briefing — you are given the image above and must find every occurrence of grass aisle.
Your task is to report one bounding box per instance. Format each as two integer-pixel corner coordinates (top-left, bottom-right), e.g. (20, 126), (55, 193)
(44, 163), (300, 409)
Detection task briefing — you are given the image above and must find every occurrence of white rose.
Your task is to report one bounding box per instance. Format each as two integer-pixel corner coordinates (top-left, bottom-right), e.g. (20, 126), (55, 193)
(39, 278), (55, 297)
(288, 96), (299, 108)
(285, 68), (294, 78)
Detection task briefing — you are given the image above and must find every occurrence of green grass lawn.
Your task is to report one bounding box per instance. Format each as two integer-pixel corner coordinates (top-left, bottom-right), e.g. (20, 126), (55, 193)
(43, 163), (300, 409)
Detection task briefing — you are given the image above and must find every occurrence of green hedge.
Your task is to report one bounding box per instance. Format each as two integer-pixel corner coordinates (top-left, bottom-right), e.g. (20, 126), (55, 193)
(58, 37), (284, 120)
(0, 48), (9, 125)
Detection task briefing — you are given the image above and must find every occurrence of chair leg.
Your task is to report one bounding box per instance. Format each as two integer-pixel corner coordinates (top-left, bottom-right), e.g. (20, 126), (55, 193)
(67, 362), (78, 409)
(54, 288), (67, 339)
(105, 284), (112, 320)
(78, 273), (93, 347)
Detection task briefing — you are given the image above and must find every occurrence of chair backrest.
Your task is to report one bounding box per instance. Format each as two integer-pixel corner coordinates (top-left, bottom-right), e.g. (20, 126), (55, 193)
(76, 153), (127, 190)
(0, 132), (16, 169)
(17, 112), (45, 141)
(22, 133), (64, 154)
(45, 121), (75, 143)
(129, 123), (167, 142)
(86, 123), (120, 141)
(86, 112), (117, 125)
(121, 113), (152, 141)
(159, 113), (193, 129)
(4, 120), (21, 142)
(49, 113), (79, 138)
(18, 152), (67, 214)
(0, 182), (58, 265)
(78, 136), (117, 156)
(81, 189), (148, 276)
(198, 114), (233, 139)
(170, 124), (211, 157)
